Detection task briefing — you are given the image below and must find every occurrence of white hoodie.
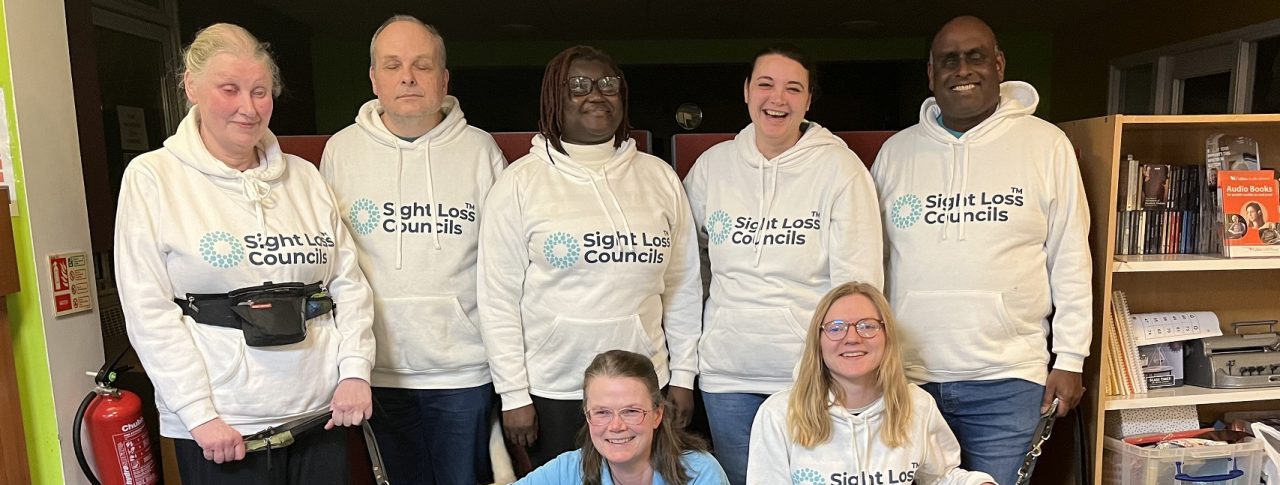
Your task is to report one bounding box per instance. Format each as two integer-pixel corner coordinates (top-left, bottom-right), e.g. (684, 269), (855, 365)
(871, 81), (1092, 385)
(321, 96), (505, 389)
(478, 135), (702, 410)
(747, 386), (995, 485)
(115, 107), (375, 438)
(684, 122), (884, 395)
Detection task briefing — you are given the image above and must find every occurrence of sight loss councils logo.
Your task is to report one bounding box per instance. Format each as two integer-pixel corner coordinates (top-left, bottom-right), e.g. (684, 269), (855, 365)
(349, 198), (380, 235)
(890, 194), (923, 228)
(543, 232), (581, 269)
(791, 468), (823, 485)
(199, 231), (244, 268)
(706, 210), (732, 244)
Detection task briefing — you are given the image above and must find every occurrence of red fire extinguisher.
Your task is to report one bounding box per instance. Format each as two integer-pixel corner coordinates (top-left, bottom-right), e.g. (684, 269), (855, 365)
(74, 346), (159, 485)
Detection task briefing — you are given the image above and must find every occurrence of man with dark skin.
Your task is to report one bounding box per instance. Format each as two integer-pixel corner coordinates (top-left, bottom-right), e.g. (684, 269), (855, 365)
(872, 16), (1092, 485)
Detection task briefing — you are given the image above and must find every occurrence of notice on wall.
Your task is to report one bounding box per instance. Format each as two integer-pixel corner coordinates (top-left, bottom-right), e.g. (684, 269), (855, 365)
(0, 89), (14, 215)
(49, 251), (93, 316)
(117, 105), (149, 152)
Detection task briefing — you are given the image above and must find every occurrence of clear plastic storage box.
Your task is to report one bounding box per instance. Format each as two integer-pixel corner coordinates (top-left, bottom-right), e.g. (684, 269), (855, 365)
(1104, 436), (1264, 485)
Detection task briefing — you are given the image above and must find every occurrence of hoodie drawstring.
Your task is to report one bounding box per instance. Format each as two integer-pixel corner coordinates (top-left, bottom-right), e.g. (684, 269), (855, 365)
(957, 145), (971, 241)
(750, 160), (780, 266)
(423, 144), (442, 250)
(587, 167), (634, 251)
(394, 146), (405, 269)
(240, 173), (274, 232)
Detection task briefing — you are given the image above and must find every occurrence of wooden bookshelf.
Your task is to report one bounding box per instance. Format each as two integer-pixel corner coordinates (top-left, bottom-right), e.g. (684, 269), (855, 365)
(1058, 114), (1280, 485)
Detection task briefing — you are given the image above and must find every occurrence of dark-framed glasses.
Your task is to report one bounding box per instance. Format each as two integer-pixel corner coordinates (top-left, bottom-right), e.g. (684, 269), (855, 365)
(567, 76), (623, 97)
(820, 318), (883, 341)
(585, 406), (651, 426)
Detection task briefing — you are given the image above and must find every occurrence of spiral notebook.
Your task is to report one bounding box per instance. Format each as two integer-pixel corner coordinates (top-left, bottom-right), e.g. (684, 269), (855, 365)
(1110, 291), (1148, 395)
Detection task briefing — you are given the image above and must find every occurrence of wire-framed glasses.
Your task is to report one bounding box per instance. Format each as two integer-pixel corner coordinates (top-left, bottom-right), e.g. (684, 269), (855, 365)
(820, 318), (883, 341)
(585, 407), (651, 426)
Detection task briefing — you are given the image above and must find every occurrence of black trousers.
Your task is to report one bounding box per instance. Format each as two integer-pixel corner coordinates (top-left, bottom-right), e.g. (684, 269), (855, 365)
(526, 396), (585, 469)
(174, 425), (351, 485)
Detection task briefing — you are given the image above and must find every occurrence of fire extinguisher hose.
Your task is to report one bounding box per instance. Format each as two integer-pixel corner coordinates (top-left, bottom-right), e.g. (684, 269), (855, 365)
(73, 390), (104, 485)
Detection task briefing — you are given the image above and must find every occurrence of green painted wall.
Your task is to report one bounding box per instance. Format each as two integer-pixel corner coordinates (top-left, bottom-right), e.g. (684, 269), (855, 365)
(312, 32), (1055, 134)
(0, 2), (62, 483)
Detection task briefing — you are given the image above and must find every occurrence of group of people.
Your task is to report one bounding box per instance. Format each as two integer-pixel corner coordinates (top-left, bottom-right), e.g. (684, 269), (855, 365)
(114, 12), (1092, 485)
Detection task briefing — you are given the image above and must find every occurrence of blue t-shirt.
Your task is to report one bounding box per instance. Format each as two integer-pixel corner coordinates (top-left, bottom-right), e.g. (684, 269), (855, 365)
(935, 112), (966, 138)
(516, 449), (729, 485)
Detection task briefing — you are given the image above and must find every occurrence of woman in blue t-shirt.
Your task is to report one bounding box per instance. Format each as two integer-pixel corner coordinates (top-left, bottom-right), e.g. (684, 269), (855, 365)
(517, 350), (728, 485)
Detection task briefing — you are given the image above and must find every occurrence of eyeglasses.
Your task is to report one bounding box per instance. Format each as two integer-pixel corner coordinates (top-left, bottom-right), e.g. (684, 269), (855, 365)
(585, 407), (651, 426)
(820, 318), (883, 341)
(567, 76), (623, 97)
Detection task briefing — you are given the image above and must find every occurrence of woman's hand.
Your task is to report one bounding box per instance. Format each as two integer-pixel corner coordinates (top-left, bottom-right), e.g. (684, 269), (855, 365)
(191, 417), (245, 463)
(503, 404), (538, 447)
(326, 378), (373, 429)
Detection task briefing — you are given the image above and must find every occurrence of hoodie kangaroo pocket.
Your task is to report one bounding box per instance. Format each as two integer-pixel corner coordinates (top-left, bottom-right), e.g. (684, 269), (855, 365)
(699, 307), (806, 380)
(185, 318), (245, 388)
(372, 296), (486, 372)
(526, 314), (655, 394)
(895, 290), (1032, 375)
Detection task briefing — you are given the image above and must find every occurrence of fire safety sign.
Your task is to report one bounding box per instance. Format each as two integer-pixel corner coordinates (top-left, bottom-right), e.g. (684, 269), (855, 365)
(49, 251), (92, 316)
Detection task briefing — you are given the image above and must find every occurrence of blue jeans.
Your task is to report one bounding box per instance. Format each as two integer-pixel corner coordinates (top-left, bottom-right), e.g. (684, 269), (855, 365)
(371, 383), (494, 485)
(702, 391), (769, 485)
(921, 379), (1044, 485)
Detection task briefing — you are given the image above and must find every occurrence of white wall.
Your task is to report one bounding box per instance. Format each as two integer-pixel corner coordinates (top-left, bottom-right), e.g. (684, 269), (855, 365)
(5, 0), (105, 483)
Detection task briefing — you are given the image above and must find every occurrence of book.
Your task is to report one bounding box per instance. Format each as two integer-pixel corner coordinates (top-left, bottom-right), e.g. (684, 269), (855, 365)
(1218, 169), (1280, 257)
(1141, 163), (1170, 209)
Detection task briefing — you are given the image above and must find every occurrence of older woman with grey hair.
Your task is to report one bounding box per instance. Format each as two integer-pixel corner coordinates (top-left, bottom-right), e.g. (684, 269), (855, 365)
(115, 23), (376, 484)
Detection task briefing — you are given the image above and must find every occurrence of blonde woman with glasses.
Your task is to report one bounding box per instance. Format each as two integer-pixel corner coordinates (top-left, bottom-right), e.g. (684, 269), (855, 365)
(746, 282), (994, 485)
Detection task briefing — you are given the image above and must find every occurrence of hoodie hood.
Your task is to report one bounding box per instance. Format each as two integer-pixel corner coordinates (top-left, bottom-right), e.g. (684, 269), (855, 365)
(913, 81), (1039, 241)
(732, 121), (846, 265)
(354, 95), (468, 148)
(733, 120), (847, 168)
(917, 81), (1039, 145)
(351, 95), (469, 262)
(165, 106), (286, 231)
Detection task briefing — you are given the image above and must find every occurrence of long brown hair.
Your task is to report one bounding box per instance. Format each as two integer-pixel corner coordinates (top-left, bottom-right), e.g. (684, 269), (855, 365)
(788, 282), (913, 448)
(538, 46), (630, 155)
(578, 350), (708, 485)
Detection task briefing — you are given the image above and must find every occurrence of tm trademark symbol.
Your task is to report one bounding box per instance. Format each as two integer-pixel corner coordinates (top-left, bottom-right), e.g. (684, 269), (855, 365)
(1011, 187), (1023, 194)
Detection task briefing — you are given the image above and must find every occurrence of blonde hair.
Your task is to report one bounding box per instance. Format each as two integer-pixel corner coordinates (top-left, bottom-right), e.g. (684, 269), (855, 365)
(788, 282), (913, 448)
(179, 23), (282, 99)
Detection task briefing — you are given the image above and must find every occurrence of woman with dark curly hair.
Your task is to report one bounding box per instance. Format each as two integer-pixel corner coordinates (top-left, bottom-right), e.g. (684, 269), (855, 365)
(479, 46), (701, 467)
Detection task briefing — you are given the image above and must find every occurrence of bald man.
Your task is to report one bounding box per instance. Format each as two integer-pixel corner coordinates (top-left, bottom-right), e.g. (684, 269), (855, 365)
(320, 15), (506, 485)
(870, 16), (1091, 485)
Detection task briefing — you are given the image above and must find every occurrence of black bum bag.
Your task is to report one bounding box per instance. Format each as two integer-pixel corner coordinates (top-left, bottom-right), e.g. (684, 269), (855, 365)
(177, 281), (335, 347)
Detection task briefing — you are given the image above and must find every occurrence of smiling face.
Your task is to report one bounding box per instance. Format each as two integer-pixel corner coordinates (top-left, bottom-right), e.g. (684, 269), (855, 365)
(369, 20), (449, 132)
(928, 17), (1005, 133)
(744, 53), (812, 152)
(585, 375), (661, 471)
(560, 59), (623, 145)
(820, 294), (886, 393)
(185, 52), (274, 165)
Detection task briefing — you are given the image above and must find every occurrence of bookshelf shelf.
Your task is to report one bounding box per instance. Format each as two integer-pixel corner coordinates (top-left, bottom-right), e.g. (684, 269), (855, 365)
(1105, 385), (1280, 410)
(1113, 254), (1280, 272)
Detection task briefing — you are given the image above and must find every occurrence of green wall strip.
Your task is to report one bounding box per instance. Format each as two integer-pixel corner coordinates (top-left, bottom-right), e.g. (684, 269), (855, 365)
(0, 2), (64, 483)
